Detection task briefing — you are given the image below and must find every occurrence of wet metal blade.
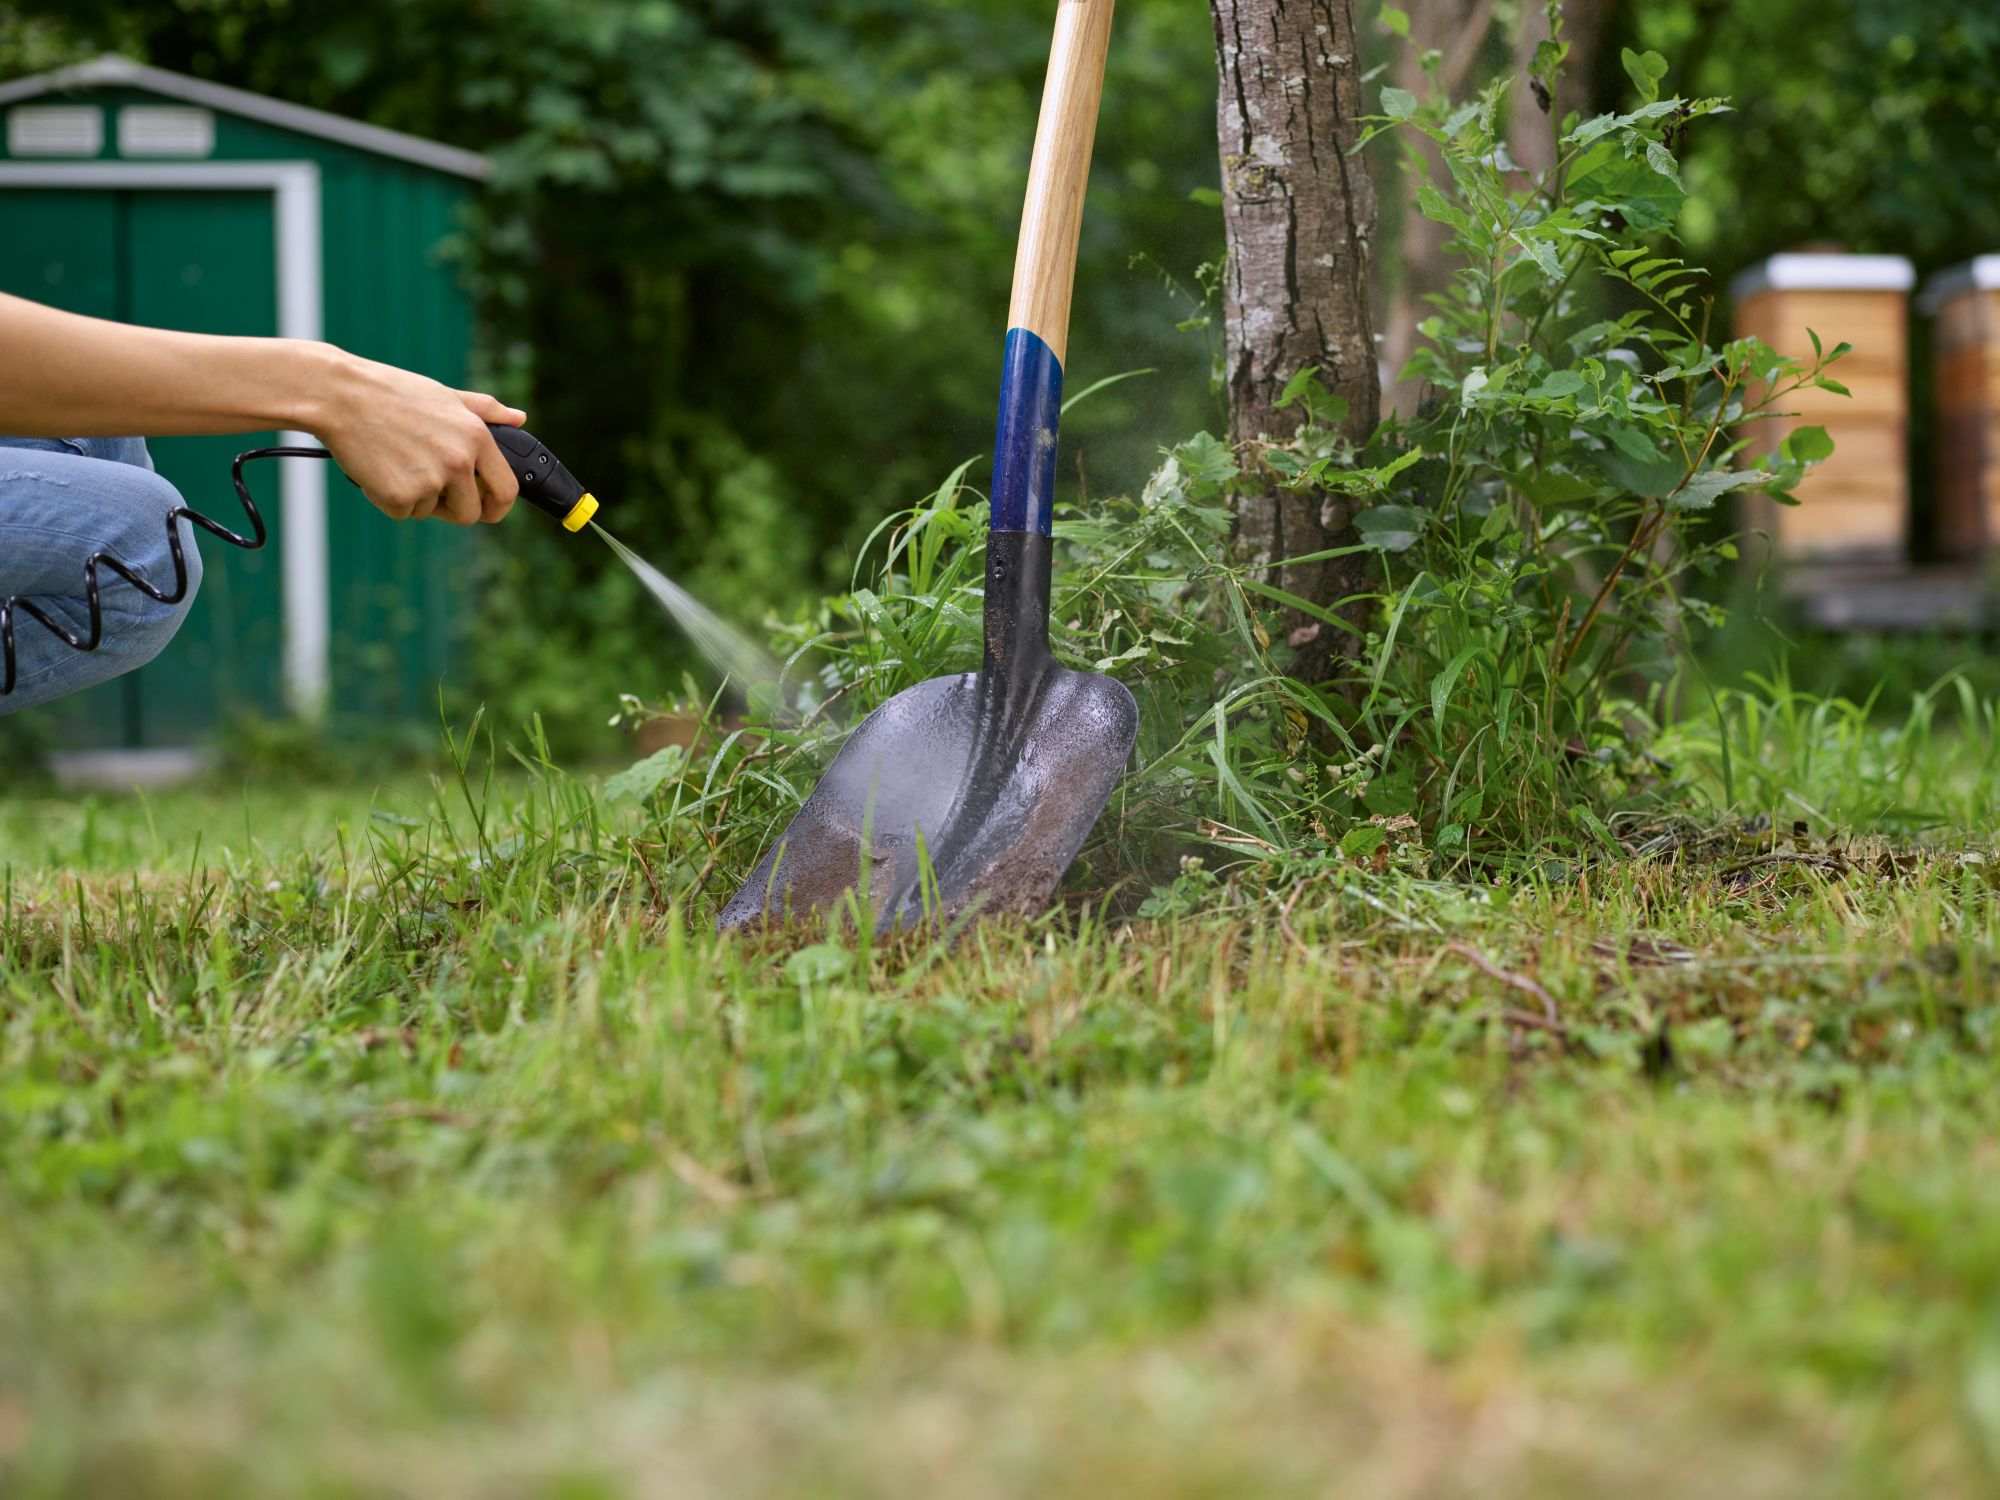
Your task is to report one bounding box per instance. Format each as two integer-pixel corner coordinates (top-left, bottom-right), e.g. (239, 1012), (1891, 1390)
(718, 655), (1135, 930)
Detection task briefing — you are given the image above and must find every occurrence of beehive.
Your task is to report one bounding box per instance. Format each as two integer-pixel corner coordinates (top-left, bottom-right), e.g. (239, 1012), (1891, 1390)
(1924, 256), (2000, 558)
(1731, 253), (1914, 561)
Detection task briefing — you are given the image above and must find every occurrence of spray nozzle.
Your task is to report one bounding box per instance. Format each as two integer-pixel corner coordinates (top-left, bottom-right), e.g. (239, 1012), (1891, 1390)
(488, 423), (599, 532)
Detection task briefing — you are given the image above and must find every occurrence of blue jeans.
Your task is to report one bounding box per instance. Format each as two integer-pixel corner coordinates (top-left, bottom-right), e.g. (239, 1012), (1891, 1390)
(0, 436), (202, 716)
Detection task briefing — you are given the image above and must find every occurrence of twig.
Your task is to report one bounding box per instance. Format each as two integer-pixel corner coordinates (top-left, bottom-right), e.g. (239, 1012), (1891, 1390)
(1444, 941), (1562, 1027)
(1498, 1006), (1567, 1037)
(629, 836), (665, 907)
(1278, 876), (1327, 962)
(1718, 851), (1845, 878)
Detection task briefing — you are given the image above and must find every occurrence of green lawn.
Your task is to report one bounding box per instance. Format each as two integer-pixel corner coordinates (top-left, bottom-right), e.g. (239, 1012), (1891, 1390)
(4, 757), (2000, 1497)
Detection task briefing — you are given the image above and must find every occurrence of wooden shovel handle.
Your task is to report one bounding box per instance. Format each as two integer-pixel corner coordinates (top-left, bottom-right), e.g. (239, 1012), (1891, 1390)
(1006, 0), (1115, 366)
(990, 0), (1115, 538)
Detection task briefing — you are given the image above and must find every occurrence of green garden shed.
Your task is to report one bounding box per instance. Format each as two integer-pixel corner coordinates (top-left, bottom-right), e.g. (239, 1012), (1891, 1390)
(0, 54), (487, 754)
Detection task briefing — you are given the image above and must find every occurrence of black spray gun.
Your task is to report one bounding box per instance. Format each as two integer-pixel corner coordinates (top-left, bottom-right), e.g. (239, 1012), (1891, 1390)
(486, 423), (600, 533)
(0, 424), (599, 697)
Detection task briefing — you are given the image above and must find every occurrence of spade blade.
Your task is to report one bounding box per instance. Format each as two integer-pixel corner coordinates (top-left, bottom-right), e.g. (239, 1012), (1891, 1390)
(718, 660), (1136, 931)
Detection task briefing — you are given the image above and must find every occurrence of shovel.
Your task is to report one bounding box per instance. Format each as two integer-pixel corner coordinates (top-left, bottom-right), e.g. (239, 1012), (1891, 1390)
(719, 0), (1136, 931)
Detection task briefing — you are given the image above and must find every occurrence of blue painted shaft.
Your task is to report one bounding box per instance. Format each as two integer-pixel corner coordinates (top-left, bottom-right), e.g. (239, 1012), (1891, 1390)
(989, 327), (1064, 536)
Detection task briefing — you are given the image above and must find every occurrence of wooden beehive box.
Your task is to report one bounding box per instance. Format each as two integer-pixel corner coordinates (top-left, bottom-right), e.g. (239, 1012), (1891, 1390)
(1731, 253), (1914, 561)
(1923, 256), (2000, 558)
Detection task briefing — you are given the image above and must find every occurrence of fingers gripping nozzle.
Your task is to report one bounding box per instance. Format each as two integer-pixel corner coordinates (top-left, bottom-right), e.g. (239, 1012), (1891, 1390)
(488, 424), (598, 532)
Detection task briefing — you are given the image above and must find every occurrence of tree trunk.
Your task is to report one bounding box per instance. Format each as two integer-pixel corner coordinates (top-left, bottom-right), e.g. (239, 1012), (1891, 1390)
(1210, 0), (1380, 680)
(1508, 0), (1614, 180)
(1381, 0), (1500, 420)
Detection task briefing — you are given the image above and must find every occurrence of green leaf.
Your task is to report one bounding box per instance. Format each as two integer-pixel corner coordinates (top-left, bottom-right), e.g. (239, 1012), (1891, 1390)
(1782, 425), (1836, 463)
(602, 745), (687, 803)
(1340, 826), (1388, 859)
(1414, 182), (1472, 235)
(1568, 138), (1685, 233)
(1608, 424), (1664, 464)
(1381, 445), (1426, 482)
(1619, 47), (1670, 104)
(1514, 231), (1563, 280)
(1590, 427), (1684, 499)
(1339, 445), (1426, 491)
(1519, 468), (1600, 506)
(784, 943), (853, 989)
(1276, 365), (1322, 408)
(1187, 186), (1223, 208)
(1440, 102), (1481, 139)
(1432, 645), (1487, 725)
(1815, 377), (1852, 397)
(1669, 468), (1772, 511)
(1381, 86), (1418, 120)
(1355, 504), (1429, 552)
(1173, 430), (1240, 490)
(1379, 5), (1410, 38)
(1643, 140), (1682, 186)
(1527, 370), (1587, 400)
(1566, 113), (1623, 149)
(1274, 367), (1350, 427)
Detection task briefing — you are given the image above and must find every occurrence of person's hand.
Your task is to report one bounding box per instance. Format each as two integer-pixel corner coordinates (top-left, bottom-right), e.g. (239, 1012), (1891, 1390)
(311, 347), (525, 525)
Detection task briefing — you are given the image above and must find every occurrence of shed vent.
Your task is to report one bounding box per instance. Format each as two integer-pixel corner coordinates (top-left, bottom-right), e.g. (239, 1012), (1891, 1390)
(6, 105), (103, 157)
(118, 105), (215, 158)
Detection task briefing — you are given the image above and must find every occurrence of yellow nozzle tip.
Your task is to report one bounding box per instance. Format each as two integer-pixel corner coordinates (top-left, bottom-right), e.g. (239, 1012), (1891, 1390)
(563, 492), (599, 532)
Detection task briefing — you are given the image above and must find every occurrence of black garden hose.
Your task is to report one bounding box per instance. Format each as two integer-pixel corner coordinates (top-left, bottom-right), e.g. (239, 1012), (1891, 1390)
(0, 425), (597, 698)
(0, 445), (294, 697)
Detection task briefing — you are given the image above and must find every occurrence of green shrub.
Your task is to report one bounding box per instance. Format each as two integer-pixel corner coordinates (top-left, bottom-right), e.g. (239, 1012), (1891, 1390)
(1321, 27), (1849, 858)
(592, 31), (1998, 917)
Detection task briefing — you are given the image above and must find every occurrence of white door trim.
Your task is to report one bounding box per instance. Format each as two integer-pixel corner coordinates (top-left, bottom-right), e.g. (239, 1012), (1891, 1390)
(0, 159), (329, 716)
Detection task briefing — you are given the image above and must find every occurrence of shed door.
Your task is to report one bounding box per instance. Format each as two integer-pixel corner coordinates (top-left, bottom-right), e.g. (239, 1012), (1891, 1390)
(0, 189), (286, 748)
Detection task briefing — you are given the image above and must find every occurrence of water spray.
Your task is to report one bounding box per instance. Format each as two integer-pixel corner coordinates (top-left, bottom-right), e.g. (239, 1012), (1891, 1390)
(489, 426), (786, 706)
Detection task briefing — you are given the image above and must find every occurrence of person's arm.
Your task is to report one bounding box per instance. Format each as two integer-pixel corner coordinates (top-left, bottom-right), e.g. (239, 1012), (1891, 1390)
(0, 291), (522, 526)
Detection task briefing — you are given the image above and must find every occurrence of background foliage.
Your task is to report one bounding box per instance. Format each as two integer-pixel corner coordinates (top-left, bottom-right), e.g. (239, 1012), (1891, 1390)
(2, 0), (1222, 743)
(4, 0), (1999, 746)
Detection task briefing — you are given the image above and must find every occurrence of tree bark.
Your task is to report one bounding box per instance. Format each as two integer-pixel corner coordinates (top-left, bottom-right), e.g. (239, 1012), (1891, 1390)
(1508, 0), (1614, 180)
(1211, 0), (1380, 680)
(1380, 0), (1500, 421)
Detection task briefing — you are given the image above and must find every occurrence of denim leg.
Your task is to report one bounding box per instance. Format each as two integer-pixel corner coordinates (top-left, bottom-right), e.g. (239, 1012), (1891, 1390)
(0, 442), (202, 715)
(0, 435), (156, 470)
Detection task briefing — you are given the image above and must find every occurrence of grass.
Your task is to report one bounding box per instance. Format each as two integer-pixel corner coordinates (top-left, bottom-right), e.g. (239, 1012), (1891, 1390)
(2, 700), (1999, 1498)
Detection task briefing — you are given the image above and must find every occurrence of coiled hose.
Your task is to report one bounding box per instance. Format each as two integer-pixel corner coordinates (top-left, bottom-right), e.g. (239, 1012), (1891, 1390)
(0, 424), (596, 699)
(0, 445), (309, 698)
